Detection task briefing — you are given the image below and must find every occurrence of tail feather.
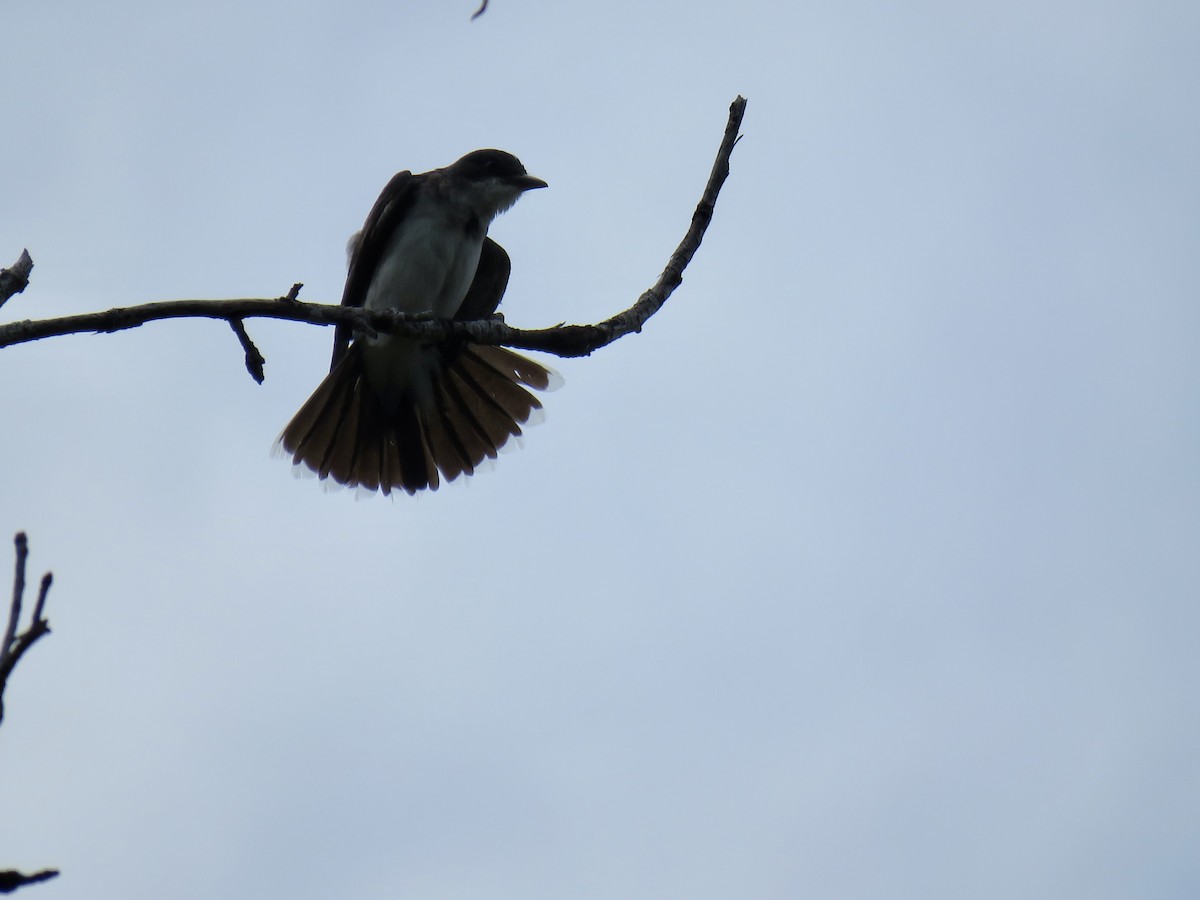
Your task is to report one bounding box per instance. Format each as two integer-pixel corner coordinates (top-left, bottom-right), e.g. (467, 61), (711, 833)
(472, 344), (558, 392)
(347, 386), (382, 492)
(373, 409), (435, 497)
(432, 373), (495, 472)
(393, 402), (437, 493)
(410, 411), (442, 491)
(456, 350), (543, 426)
(417, 397), (470, 482)
(277, 343), (557, 495)
(448, 366), (523, 450)
(286, 353), (356, 467)
(375, 422), (394, 495)
(323, 377), (365, 484)
(442, 368), (506, 458)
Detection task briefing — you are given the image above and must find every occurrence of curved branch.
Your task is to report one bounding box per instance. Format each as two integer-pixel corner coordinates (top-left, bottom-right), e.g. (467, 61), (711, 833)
(0, 97), (746, 368)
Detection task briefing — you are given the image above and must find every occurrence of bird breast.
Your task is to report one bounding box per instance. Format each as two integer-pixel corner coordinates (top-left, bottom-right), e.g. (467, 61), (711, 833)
(363, 205), (484, 320)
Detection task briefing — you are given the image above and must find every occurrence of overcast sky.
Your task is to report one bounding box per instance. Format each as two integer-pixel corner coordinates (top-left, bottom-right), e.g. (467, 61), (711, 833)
(2, 1), (1198, 898)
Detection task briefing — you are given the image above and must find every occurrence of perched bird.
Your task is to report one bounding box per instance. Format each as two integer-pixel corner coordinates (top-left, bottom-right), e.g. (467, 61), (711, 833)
(277, 149), (557, 495)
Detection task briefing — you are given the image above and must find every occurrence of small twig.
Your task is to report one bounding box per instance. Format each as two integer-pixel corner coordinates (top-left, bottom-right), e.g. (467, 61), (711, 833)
(282, 282), (303, 303)
(470, 0), (488, 19)
(0, 250), (33, 311)
(0, 97), (748, 364)
(0, 533), (54, 728)
(228, 318), (266, 384)
(32, 574), (51, 624)
(0, 534), (26, 676)
(0, 869), (60, 894)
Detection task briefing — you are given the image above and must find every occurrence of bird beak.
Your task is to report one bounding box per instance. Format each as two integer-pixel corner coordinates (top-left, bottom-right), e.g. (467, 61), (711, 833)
(511, 174), (548, 191)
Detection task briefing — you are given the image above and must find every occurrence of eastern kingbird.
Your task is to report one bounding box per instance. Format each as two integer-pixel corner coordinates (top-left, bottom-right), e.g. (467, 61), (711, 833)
(277, 149), (555, 495)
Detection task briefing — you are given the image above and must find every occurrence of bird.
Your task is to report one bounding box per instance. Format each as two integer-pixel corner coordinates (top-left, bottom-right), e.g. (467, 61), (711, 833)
(276, 149), (557, 495)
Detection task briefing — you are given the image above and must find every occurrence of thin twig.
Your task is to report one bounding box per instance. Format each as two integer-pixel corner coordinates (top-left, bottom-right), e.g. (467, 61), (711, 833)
(0, 97), (748, 365)
(33, 574), (53, 624)
(0, 250), (33, 310)
(228, 318), (266, 384)
(0, 533), (26, 676)
(0, 869), (60, 894)
(471, 0), (488, 19)
(0, 533), (54, 728)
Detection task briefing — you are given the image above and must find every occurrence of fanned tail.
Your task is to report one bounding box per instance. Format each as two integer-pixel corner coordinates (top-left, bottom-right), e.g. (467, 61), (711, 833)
(277, 344), (558, 495)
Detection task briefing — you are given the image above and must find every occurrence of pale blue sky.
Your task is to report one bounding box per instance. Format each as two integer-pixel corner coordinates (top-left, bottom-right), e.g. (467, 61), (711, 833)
(3, 2), (1198, 898)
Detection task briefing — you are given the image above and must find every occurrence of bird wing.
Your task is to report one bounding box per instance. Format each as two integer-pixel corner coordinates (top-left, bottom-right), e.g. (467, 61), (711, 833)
(454, 237), (511, 321)
(329, 170), (416, 370)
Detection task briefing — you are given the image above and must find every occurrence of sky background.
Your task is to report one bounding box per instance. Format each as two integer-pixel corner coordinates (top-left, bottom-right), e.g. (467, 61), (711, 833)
(2, 1), (1198, 898)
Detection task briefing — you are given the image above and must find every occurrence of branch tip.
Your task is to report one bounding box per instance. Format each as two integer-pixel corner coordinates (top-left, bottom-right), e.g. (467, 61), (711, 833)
(0, 250), (34, 310)
(0, 868), (61, 893)
(228, 318), (266, 384)
(33, 573), (53, 623)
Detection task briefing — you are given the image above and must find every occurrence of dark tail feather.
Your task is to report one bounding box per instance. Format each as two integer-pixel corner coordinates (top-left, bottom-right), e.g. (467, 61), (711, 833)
(277, 345), (558, 495)
(278, 350), (434, 495)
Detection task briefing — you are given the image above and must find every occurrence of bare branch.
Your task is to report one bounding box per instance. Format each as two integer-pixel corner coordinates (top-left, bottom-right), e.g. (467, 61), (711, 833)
(0, 536), (57, 892)
(0, 97), (747, 368)
(1, 533), (28, 678)
(0, 533), (54, 728)
(32, 574), (52, 625)
(0, 870), (60, 894)
(229, 318), (266, 384)
(0, 250), (33, 311)
(470, 0), (488, 19)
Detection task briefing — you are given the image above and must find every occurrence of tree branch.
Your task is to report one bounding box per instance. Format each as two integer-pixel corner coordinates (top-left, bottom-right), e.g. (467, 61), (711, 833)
(0, 870), (59, 894)
(0, 535), (58, 893)
(0, 533), (53, 728)
(0, 97), (747, 375)
(228, 318), (266, 384)
(0, 250), (33, 311)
